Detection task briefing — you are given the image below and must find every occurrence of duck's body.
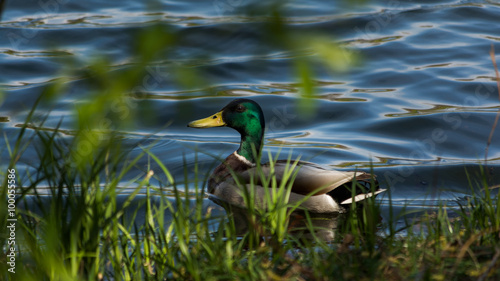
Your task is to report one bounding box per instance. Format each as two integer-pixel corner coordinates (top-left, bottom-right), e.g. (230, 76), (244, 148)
(188, 99), (384, 213)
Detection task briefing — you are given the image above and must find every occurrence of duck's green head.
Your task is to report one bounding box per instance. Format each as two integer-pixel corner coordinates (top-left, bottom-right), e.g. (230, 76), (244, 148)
(188, 99), (265, 163)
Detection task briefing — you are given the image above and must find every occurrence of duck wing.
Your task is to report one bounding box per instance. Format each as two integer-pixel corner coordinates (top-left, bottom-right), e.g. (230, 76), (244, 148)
(239, 160), (372, 196)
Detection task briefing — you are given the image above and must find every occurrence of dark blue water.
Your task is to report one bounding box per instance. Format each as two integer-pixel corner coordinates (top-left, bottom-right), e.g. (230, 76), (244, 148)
(1, 0), (500, 227)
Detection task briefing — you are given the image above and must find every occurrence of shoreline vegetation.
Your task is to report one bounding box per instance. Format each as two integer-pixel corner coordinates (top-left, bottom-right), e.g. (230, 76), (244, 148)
(1, 119), (500, 280)
(1, 10), (500, 281)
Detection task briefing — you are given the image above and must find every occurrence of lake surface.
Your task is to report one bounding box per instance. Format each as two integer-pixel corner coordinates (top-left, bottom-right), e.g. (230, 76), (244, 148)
(1, 0), (500, 229)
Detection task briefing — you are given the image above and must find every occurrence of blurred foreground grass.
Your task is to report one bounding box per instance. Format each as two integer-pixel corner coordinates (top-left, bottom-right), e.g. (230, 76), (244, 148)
(1, 9), (500, 281)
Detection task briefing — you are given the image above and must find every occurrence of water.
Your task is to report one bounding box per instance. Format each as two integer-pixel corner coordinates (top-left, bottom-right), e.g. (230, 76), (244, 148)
(1, 0), (500, 231)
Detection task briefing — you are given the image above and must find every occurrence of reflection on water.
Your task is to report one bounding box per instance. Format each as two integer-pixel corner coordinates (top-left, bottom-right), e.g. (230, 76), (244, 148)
(209, 196), (341, 242)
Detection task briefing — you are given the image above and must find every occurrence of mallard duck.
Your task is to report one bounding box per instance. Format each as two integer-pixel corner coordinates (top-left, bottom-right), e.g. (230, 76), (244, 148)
(188, 99), (385, 213)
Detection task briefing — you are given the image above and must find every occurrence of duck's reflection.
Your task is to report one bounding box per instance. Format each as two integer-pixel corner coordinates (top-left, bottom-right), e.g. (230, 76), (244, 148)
(209, 195), (344, 242)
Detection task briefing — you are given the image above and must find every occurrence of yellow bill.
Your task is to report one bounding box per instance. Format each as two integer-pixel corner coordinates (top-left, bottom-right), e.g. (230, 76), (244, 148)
(188, 111), (226, 128)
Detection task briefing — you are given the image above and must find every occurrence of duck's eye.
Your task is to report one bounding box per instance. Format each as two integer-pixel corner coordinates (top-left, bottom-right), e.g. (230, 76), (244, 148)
(235, 105), (245, 112)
